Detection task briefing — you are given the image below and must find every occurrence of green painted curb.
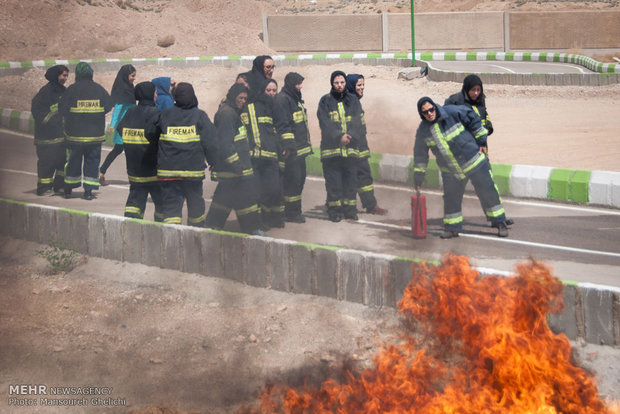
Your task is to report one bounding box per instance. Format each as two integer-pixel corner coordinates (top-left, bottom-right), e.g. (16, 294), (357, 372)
(367, 152), (382, 181)
(491, 163), (512, 196)
(408, 158), (440, 188)
(296, 242), (341, 251)
(549, 169), (591, 203)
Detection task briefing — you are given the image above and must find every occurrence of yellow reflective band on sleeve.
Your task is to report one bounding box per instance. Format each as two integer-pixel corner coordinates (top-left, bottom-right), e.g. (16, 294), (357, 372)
(284, 194), (302, 203)
(210, 202), (232, 213)
(128, 175), (158, 183)
(36, 137), (65, 145)
(257, 116), (273, 124)
(234, 125), (247, 142)
(361, 112), (366, 126)
(225, 153), (240, 164)
(210, 168), (254, 179)
(157, 169), (205, 178)
(297, 146), (312, 156)
(293, 111), (304, 123)
(237, 204), (259, 216)
(70, 100), (104, 113)
(122, 128), (149, 144)
(250, 149), (277, 159)
(321, 148), (341, 158)
(358, 149), (370, 158)
(443, 123), (465, 142)
(474, 127), (488, 139)
(43, 110), (57, 124)
(281, 132), (295, 141)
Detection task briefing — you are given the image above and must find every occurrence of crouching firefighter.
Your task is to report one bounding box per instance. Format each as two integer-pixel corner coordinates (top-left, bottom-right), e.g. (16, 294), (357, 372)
(116, 81), (163, 221)
(413, 96), (511, 239)
(145, 82), (216, 227)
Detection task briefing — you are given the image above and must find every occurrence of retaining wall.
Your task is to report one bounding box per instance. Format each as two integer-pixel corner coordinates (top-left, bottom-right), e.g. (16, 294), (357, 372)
(1, 198), (619, 346)
(264, 11), (620, 53)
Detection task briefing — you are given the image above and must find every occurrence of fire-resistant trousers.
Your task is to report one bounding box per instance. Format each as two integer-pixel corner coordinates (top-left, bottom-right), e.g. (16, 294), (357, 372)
(36, 143), (66, 193)
(205, 177), (261, 234)
(64, 143), (101, 191)
(252, 158), (284, 226)
(322, 156), (358, 218)
(356, 156), (377, 211)
(441, 158), (506, 232)
(125, 182), (164, 222)
(160, 179), (206, 226)
(282, 155), (307, 219)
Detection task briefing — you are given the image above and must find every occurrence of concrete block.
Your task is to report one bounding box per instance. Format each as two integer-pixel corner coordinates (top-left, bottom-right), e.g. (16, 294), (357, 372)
(338, 249), (365, 304)
(509, 164), (553, 199)
(398, 67), (424, 80)
(390, 258), (416, 307)
(246, 235), (269, 288)
(582, 285), (616, 346)
(19, 111), (32, 133)
(142, 222), (163, 268)
(201, 230), (223, 278)
(161, 224), (182, 270)
(0, 200), (9, 236)
(103, 215), (124, 262)
(291, 243), (313, 295)
(364, 253), (393, 308)
(270, 239), (295, 292)
(37, 206), (56, 245)
(181, 227), (203, 274)
(490, 163), (512, 195)
(315, 247), (338, 300)
(24, 204), (41, 242)
(589, 170), (620, 208)
(88, 213), (106, 258)
(8, 201), (26, 239)
(221, 232), (246, 284)
(55, 209), (73, 250)
(379, 154), (412, 184)
(123, 219), (143, 264)
(72, 211), (89, 254)
(548, 284), (579, 340)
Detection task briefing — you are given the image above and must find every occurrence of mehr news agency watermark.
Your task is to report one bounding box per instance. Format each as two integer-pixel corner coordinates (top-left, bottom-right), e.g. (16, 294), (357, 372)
(7, 384), (126, 408)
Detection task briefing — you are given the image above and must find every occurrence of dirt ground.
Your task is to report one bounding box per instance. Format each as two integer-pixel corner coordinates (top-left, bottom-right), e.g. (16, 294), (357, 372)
(1, 236), (619, 413)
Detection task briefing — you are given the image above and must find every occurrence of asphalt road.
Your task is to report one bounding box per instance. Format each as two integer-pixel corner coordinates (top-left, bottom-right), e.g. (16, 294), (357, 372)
(1, 129), (619, 287)
(425, 59), (598, 74)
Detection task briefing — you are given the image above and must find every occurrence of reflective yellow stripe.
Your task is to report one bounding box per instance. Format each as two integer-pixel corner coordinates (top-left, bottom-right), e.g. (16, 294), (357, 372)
(122, 128), (148, 144)
(211, 168), (253, 179)
(234, 125), (247, 142)
(128, 175), (158, 183)
(250, 149), (277, 159)
(237, 204), (259, 216)
(257, 116), (272, 124)
(337, 102), (347, 134)
(432, 123), (465, 179)
(38, 177), (53, 184)
(297, 146), (312, 156)
(161, 135), (200, 143)
(158, 169), (205, 178)
(36, 137), (65, 145)
(164, 217), (182, 224)
(358, 184), (374, 193)
(281, 132), (295, 141)
(284, 195), (302, 203)
(327, 200), (341, 207)
(225, 153), (240, 164)
(125, 206), (143, 216)
(189, 213), (206, 224)
(248, 104), (261, 149)
(65, 135), (105, 143)
(70, 100), (104, 113)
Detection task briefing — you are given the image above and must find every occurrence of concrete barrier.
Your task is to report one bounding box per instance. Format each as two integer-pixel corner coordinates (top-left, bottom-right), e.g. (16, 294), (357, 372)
(0, 198), (619, 346)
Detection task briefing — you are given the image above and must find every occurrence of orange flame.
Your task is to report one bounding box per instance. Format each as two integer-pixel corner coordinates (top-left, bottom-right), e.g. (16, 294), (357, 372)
(250, 255), (618, 413)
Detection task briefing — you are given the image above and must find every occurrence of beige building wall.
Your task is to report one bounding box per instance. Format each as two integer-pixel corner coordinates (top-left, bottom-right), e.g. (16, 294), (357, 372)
(266, 14), (383, 52)
(265, 11), (620, 52)
(387, 12), (504, 52)
(509, 11), (620, 50)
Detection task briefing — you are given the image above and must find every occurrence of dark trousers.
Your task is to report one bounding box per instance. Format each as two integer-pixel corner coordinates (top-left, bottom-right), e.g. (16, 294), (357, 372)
(36, 144), (66, 193)
(160, 180), (206, 226)
(205, 177), (260, 234)
(125, 182), (164, 222)
(322, 156), (358, 217)
(100, 144), (124, 174)
(442, 158), (506, 232)
(65, 144), (101, 191)
(282, 155), (307, 219)
(252, 158), (283, 226)
(356, 156), (377, 210)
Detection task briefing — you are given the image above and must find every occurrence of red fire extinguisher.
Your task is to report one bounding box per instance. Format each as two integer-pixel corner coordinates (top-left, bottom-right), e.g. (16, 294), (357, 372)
(411, 189), (427, 239)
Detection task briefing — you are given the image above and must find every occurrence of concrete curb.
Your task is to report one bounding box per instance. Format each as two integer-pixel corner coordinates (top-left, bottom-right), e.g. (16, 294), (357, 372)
(1, 52), (618, 85)
(2, 110), (619, 209)
(2, 198), (618, 346)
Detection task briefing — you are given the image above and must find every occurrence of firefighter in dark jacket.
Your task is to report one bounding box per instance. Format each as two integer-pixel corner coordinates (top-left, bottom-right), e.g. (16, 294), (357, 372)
(205, 83), (261, 235)
(59, 62), (112, 200)
(31, 64), (69, 195)
(444, 74), (494, 151)
(413, 96), (510, 238)
(243, 78), (284, 229)
(345, 73), (388, 215)
(116, 81), (163, 221)
(274, 72), (312, 223)
(317, 70), (364, 222)
(145, 82), (216, 227)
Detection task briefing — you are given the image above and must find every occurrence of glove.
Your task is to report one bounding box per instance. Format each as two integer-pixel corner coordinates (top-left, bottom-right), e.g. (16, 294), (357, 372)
(414, 172), (425, 188)
(49, 103), (58, 114)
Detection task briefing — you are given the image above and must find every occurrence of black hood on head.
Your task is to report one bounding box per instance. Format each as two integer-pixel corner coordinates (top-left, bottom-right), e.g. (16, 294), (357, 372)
(329, 70), (347, 100)
(174, 82), (198, 109)
(134, 81), (156, 106)
(251, 55), (272, 75)
(417, 96), (438, 121)
(45, 65), (67, 83)
(257, 78), (278, 108)
(462, 74), (485, 105)
(346, 74), (363, 98)
(111, 64), (136, 105)
(225, 83), (249, 113)
(283, 72), (304, 101)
